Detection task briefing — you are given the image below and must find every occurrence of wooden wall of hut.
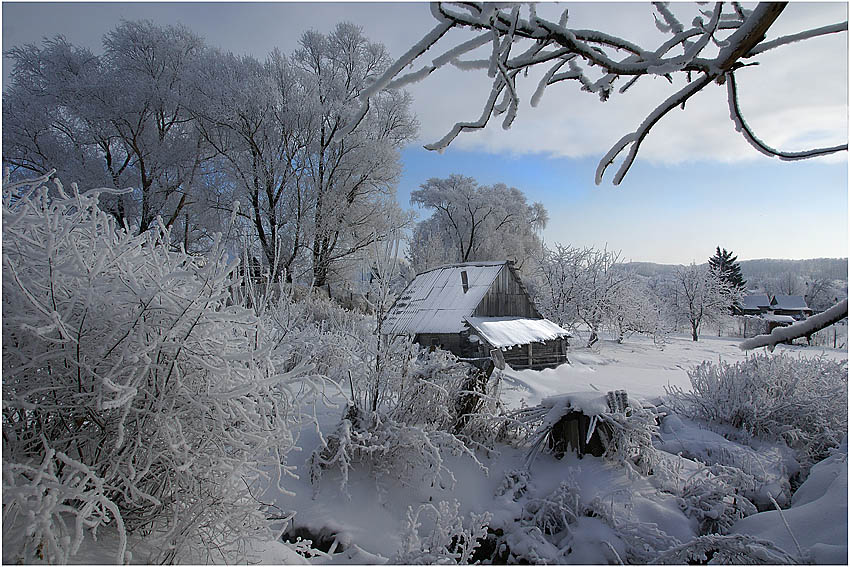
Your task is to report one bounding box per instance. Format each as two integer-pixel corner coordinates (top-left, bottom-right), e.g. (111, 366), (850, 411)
(414, 333), (470, 356)
(502, 338), (568, 370)
(472, 266), (541, 319)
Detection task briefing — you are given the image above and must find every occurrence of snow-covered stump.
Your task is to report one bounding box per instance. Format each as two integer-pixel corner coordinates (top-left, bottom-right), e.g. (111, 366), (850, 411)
(547, 390), (630, 458)
(519, 390), (659, 468)
(549, 412), (608, 458)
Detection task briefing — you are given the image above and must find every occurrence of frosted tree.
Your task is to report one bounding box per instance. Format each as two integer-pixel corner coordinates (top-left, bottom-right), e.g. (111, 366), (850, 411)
(408, 174), (548, 273)
(295, 23), (419, 288)
(345, 1), (847, 344)
(3, 21), (216, 247)
(535, 244), (631, 347)
(190, 49), (311, 281)
(671, 263), (739, 341)
(804, 277), (846, 312)
(606, 274), (666, 344)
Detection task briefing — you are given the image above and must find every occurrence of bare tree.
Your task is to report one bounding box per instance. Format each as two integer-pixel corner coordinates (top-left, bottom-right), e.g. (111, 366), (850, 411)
(190, 49), (310, 281)
(3, 21), (214, 245)
(296, 23), (418, 288)
(535, 244), (631, 347)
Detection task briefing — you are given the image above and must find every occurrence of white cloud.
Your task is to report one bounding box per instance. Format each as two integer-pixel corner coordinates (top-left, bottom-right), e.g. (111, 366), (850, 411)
(3, 2), (846, 170)
(397, 3), (848, 169)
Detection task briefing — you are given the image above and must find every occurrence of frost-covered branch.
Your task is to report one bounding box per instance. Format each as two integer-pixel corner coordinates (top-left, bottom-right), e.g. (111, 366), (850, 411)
(745, 21), (848, 57)
(726, 71), (848, 161)
(347, 2), (847, 185)
(740, 299), (849, 351)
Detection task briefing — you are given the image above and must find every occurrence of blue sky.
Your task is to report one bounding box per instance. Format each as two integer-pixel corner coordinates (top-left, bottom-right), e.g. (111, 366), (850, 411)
(3, 2), (848, 264)
(398, 147), (848, 264)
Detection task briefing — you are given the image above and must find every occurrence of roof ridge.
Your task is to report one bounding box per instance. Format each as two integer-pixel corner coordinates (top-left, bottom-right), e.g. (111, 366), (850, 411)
(414, 260), (508, 277)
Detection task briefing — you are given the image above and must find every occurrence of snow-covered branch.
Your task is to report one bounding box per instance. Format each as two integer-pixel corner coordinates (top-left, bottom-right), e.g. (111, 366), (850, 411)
(740, 299), (848, 351)
(347, 2), (847, 185)
(725, 71), (849, 161)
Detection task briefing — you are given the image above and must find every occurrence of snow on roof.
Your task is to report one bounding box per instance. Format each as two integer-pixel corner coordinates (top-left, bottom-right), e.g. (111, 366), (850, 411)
(741, 294), (771, 310)
(383, 262), (506, 334)
(771, 295), (811, 311)
(465, 316), (571, 348)
(762, 314), (797, 324)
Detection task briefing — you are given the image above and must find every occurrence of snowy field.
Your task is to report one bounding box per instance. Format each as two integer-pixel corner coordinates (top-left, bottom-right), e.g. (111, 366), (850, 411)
(501, 333), (847, 407)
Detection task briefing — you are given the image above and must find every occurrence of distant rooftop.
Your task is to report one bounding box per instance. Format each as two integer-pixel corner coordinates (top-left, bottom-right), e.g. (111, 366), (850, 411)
(771, 295), (811, 311)
(741, 294), (771, 310)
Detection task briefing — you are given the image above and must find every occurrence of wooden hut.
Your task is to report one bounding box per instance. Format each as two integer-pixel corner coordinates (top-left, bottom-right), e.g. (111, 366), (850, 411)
(383, 261), (570, 369)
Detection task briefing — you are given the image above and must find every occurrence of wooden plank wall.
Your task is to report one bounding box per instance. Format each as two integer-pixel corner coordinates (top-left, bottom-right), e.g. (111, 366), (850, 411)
(502, 338), (568, 369)
(473, 266), (540, 318)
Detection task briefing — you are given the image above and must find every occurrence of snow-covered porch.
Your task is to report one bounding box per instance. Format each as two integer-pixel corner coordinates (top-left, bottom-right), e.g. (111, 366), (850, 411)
(465, 316), (571, 369)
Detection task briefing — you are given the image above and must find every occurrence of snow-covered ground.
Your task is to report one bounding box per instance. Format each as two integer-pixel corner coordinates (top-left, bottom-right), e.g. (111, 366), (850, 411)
(501, 333), (846, 407)
(52, 333), (847, 564)
(261, 333), (846, 564)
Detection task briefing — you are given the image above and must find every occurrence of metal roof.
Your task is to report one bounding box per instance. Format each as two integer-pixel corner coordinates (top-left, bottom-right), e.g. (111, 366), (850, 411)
(771, 295), (811, 311)
(383, 262), (506, 334)
(741, 294), (771, 310)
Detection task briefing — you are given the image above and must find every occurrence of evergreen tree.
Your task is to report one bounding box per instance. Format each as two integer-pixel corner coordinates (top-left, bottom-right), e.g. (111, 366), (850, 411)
(708, 247), (747, 293)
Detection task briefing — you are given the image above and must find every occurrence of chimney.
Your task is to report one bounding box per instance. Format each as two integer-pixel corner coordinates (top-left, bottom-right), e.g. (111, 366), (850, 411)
(461, 270), (469, 293)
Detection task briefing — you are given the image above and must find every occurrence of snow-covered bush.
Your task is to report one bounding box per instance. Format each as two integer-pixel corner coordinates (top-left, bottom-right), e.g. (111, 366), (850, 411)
(310, 348), (490, 498)
(654, 534), (799, 564)
(395, 500), (491, 564)
(667, 353), (848, 469)
(679, 464), (759, 535)
(492, 476), (680, 564)
(517, 391), (660, 475)
(2, 172), (314, 563)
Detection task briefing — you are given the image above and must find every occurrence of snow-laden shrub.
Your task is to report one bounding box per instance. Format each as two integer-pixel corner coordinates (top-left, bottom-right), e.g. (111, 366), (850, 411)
(492, 476), (680, 564)
(654, 533), (799, 564)
(395, 500), (491, 564)
(310, 348), (490, 498)
(2, 172), (315, 563)
(679, 464), (759, 535)
(517, 392), (660, 475)
(667, 353), (848, 468)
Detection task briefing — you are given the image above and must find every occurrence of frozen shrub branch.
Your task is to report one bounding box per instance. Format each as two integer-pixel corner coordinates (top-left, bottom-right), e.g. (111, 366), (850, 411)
(2, 171), (316, 563)
(348, 2), (847, 185)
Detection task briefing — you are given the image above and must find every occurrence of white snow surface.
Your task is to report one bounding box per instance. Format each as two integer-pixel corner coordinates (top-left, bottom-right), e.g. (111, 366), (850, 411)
(539, 391), (612, 418)
(261, 334), (845, 564)
(465, 316), (570, 348)
(732, 441), (848, 564)
(762, 313), (797, 323)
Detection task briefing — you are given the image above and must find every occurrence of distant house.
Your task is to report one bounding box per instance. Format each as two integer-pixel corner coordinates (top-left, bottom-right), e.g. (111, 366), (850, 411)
(770, 295), (813, 320)
(737, 294), (772, 315)
(383, 261), (570, 369)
